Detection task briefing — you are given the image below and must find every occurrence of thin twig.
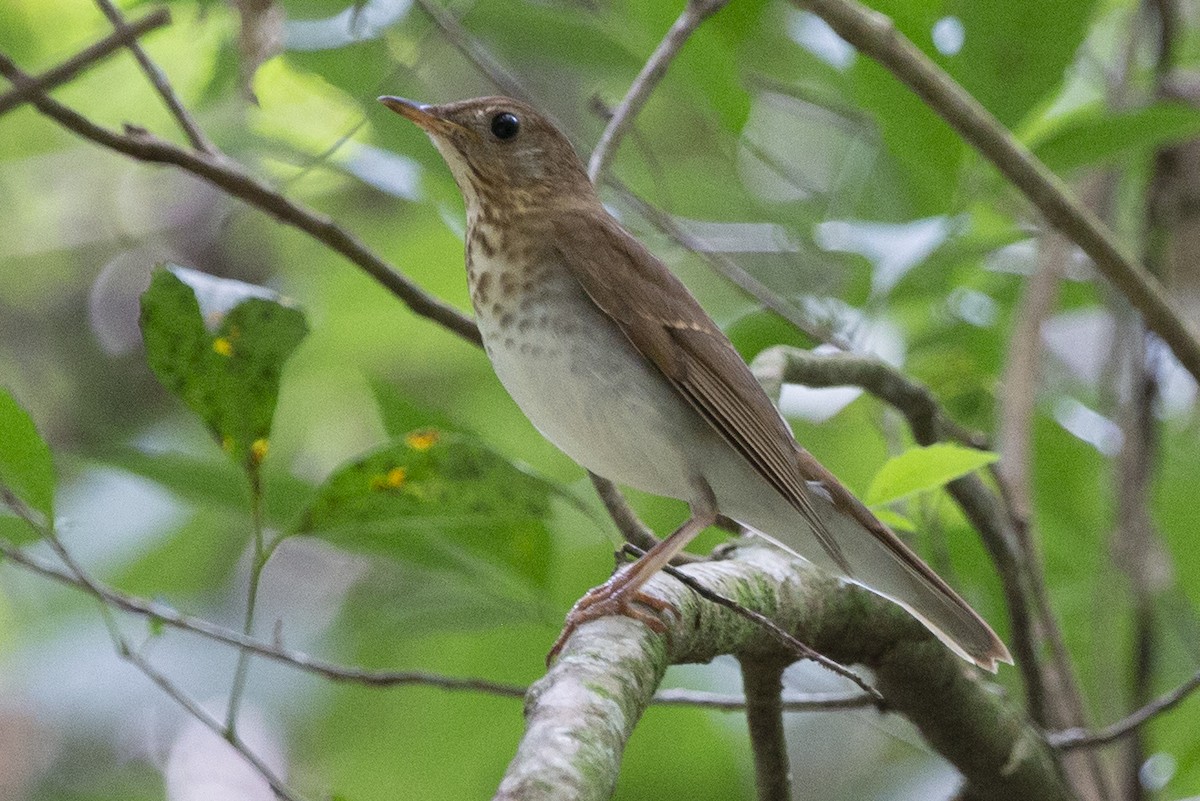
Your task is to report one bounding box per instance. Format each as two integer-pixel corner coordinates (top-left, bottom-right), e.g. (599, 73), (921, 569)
(124, 646), (301, 800)
(0, 536), (871, 713)
(412, 0), (531, 103)
(92, 0), (213, 152)
(0, 8), (170, 117)
(0, 54), (481, 346)
(654, 687), (872, 711)
(1049, 666), (1200, 750)
(0, 488), (302, 801)
(993, 235), (1078, 732)
(799, 0), (1200, 388)
(588, 471), (665, 556)
(587, 0), (729, 182)
(225, 470), (268, 734)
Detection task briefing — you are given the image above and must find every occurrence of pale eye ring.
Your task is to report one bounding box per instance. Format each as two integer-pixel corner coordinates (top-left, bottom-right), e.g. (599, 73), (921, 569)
(490, 112), (520, 140)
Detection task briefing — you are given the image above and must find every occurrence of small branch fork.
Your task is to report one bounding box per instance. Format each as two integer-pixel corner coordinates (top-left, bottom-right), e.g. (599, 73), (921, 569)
(92, 0), (213, 153)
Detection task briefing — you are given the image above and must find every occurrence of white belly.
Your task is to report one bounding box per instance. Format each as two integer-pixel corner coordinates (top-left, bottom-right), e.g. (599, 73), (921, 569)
(471, 253), (705, 500)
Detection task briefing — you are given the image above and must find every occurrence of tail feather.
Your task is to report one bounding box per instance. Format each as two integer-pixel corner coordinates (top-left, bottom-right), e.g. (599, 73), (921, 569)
(731, 478), (1012, 671)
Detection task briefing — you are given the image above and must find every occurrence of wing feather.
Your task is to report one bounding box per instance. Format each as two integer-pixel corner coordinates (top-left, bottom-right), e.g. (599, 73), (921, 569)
(551, 210), (851, 573)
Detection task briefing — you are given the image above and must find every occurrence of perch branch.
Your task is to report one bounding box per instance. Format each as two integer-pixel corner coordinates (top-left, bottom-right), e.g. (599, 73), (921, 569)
(496, 544), (1069, 801)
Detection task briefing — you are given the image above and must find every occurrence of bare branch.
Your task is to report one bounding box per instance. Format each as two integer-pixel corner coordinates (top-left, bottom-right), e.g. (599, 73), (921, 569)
(798, 0), (1200, 388)
(0, 536), (870, 713)
(587, 0), (729, 182)
(0, 488), (303, 801)
(93, 0), (214, 152)
(0, 539), (522, 692)
(124, 646), (302, 801)
(0, 8), (170, 118)
(0, 55), (481, 346)
(1050, 666), (1200, 750)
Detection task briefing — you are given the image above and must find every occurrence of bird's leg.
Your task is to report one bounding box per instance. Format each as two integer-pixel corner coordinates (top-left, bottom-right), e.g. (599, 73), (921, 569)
(548, 479), (717, 663)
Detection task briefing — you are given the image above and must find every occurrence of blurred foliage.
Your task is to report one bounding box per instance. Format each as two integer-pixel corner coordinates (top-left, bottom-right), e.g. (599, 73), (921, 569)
(2, 0), (1200, 799)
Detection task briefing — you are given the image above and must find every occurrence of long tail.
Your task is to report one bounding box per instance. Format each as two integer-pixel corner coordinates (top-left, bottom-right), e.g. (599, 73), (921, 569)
(734, 460), (1012, 671)
(827, 507), (1012, 671)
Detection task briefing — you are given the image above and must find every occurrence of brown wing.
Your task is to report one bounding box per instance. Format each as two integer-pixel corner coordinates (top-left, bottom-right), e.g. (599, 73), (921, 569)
(550, 209), (851, 574)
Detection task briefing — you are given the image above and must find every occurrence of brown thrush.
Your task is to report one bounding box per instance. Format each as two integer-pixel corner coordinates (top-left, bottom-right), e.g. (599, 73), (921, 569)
(380, 95), (1011, 671)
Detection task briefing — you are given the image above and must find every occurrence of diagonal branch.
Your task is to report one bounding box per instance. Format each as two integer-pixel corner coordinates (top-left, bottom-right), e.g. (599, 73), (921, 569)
(798, 0), (1200, 388)
(0, 54), (481, 346)
(587, 0), (729, 182)
(0, 8), (170, 118)
(610, 178), (837, 345)
(93, 0), (214, 153)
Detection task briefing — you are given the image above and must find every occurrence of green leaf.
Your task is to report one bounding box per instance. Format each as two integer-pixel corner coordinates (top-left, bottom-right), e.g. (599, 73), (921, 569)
(951, 0), (1096, 128)
(0, 515), (40, 545)
(0, 388), (54, 525)
(872, 507), (916, 534)
(297, 430), (555, 592)
(368, 377), (461, 440)
(1031, 103), (1200, 174)
(139, 267), (308, 470)
(101, 447), (312, 529)
(865, 443), (998, 506)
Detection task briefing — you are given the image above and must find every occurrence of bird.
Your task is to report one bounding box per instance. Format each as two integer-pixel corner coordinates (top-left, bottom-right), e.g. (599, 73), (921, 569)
(379, 94), (1012, 672)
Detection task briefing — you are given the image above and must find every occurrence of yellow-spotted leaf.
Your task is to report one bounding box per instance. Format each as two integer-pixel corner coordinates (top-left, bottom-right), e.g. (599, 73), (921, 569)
(297, 430), (555, 592)
(139, 266), (307, 471)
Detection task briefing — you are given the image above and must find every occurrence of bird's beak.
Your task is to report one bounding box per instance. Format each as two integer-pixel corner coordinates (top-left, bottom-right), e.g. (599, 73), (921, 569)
(378, 96), (459, 136)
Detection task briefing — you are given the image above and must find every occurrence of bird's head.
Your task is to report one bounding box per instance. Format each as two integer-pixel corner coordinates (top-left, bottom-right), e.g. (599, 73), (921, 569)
(379, 95), (596, 217)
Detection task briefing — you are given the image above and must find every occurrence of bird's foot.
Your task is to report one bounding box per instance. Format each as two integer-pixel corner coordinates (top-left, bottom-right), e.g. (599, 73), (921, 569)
(546, 574), (678, 665)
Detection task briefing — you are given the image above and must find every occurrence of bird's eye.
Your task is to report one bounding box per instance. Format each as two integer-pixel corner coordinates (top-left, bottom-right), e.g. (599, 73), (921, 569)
(490, 112), (520, 140)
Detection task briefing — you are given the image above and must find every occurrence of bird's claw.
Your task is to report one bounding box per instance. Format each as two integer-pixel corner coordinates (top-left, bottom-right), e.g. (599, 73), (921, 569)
(546, 580), (678, 665)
